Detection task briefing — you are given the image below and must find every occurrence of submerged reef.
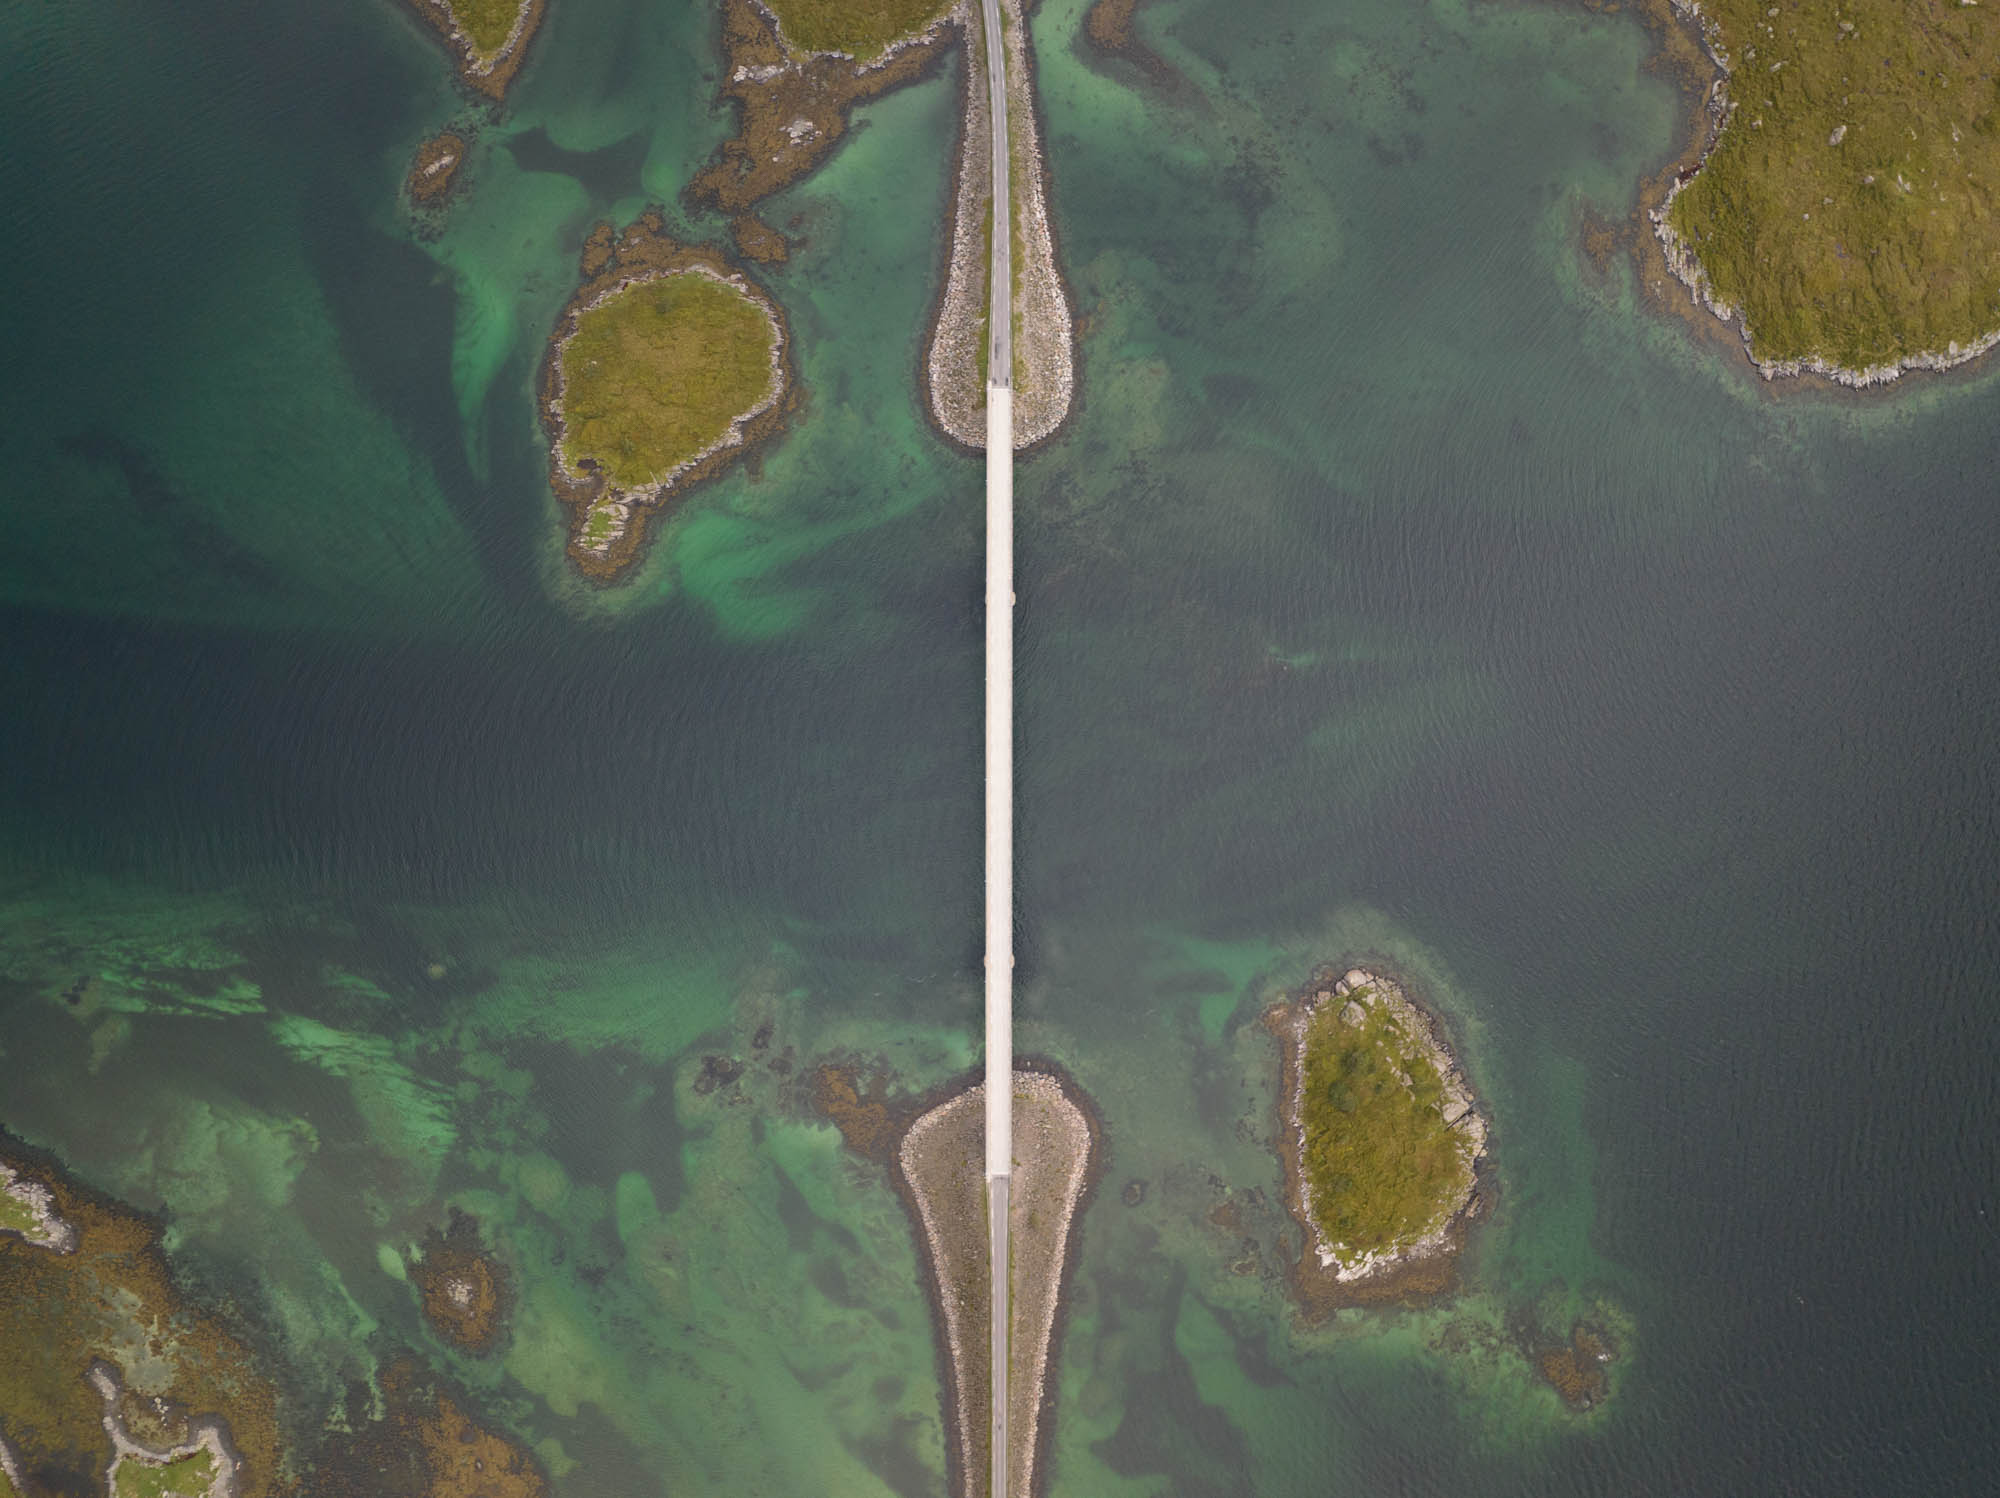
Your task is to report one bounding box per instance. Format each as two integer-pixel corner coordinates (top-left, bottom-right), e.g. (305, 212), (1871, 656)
(399, 0), (545, 98)
(314, 1358), (547, 1498)
(1647, 0), (2000, 382)
(539, 211), (797, 581)
(1079, 0), (1183, 89)
(409, 1209), (513, 1356)
(808, 1063), (904, 1159)
(0, 1134), (282, 1498)
(1532, 1318), (1619, 1411)
(1264, 966), (1489, 1317)
(1423, 1286), (1634, 1418)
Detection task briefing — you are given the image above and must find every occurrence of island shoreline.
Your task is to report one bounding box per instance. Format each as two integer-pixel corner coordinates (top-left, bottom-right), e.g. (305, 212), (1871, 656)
(536, 214), (799, 584)
(1263, 960), (1492, 1322)
(1633, 0), (2000, 387)
(399, 0), (548, 100)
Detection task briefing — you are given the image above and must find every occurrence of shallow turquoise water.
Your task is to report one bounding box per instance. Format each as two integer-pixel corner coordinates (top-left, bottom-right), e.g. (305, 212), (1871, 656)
(3, 0), (1998, 1492)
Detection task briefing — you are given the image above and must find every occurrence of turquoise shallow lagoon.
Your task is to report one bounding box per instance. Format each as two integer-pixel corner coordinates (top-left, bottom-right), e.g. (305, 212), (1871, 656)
(3, 0), (1998, 1492)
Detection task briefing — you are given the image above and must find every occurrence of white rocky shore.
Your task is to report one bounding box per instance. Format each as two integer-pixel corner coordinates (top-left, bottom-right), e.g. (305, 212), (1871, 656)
(1651, 0), (2000, 387)
(1288, 968), (1485, 1284)
(89, 1363), (239, 1498)
(926, 0), (1076, 448)
(1, 1160), (78, 1253)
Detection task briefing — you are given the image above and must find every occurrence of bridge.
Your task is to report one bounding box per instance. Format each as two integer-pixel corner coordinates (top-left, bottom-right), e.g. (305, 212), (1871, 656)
(979, 0), (1014, 1494)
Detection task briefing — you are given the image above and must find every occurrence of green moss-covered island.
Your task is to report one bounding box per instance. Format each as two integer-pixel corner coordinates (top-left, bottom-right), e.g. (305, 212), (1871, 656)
(106, 1434), (224, 1498)
(1656, 0), (2000, 381)
(1265, 966), (1488, 1315)
(539, 212), (796, 581)
(400, 0), (545, 98)
(757, 0), (952, 61)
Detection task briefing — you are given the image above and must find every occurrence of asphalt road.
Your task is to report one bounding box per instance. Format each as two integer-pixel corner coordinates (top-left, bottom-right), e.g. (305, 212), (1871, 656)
(980, 0), (1015, 1495)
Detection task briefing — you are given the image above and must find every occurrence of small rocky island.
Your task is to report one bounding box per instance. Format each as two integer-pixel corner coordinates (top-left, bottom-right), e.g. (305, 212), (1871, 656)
(408, 1208), (513, 1355)
(1265, 966), (1488, 1315)
(397, 0), (543, 220)
(540, 211), (796, 581)
(1653, 0), (2000, 382)
(405, 130), (468, 210)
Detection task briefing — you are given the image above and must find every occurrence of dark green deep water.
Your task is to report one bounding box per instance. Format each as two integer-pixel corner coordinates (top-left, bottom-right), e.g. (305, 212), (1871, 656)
(3, 0), (1998, 1492)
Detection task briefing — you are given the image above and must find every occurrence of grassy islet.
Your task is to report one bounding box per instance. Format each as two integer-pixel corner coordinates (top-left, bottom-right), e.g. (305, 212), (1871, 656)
(760, 0), (952, 60)
(0, 1192), (39, 1239)
(112, 1450), (217, 1498)
(1299, 989), (1476, 1262)
(557, 272), (777, 493)
(1668, 0), (2000, 369)
(445, 0), (524, 56)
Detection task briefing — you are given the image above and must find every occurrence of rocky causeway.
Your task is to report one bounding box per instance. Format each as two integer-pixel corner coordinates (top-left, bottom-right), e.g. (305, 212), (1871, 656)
(892, 1067), (1097, 1498)
(924, 0), (1077, 449)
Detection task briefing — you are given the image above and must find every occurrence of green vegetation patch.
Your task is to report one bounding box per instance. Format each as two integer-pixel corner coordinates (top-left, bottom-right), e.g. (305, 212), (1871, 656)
(580, 504), (620, 546)
(112, 1449), (217, 1498)
(0, 1191), (39, 1238)
(1668, 0), (2000, 369)
(557, 272), (777, 493)
(1299, 990), (1475, 1262)
(761, 0), (953, 60)
(445, 0), (524, 56)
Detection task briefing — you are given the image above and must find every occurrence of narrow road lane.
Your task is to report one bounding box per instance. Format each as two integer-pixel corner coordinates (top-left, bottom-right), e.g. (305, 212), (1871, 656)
(980, 0), (1015, 1495)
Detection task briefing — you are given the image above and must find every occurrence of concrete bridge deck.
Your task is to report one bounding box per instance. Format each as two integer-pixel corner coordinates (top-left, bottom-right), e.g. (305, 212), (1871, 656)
(981, 0), (1016, 1491)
